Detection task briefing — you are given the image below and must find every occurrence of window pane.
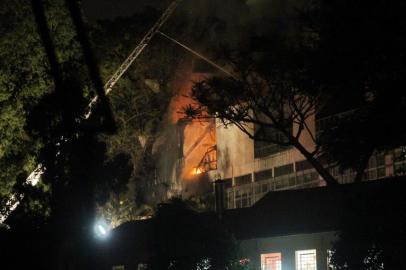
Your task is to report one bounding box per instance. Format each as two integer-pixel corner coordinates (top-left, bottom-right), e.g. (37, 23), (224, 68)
(261, 253), (282, 270)
(255, 169), (273, 182)
(296, 249), (317, 270)
(235, 174), (252, 186)
(274, 164), (294, 177)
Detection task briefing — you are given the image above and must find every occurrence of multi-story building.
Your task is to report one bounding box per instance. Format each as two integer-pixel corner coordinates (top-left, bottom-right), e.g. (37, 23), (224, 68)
(157, 58), (406, 210)
(205, 110), (406, 209)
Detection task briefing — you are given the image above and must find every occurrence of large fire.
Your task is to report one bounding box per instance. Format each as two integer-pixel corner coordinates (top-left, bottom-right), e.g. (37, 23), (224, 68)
(168, 59), (217, 185)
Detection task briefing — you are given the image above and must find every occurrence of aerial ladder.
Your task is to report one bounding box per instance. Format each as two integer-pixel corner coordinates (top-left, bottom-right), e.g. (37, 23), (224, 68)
(86, 0), (184, 117)
(1, 0), (183, 224)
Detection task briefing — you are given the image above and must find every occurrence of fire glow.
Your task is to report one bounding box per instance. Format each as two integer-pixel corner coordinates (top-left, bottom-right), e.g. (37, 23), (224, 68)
(169, 61), (217, 182)
(194, 167), (204, 175)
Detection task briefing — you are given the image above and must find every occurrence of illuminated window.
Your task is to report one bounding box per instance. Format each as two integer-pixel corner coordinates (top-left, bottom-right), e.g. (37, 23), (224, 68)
(296, 249), (317, 270)
(261, 252), (282, 270)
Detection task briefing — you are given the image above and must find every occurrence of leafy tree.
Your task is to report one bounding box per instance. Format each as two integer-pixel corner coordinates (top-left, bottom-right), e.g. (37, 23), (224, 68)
(90, 3), (246, 211)
(0, 0), (88, 216)
(329, 188), (406, 270)
(90, 10), (188, 212)
(313, 0), (406, 181)
(185, 0), (406, 186)
(149, 198), (244, 270)
(0, 1), (132, 269)
(183, 5), (339, 185)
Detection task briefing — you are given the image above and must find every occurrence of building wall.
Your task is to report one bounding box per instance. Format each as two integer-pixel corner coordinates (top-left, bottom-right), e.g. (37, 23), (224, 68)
(211, 111), (404, 209)
(214, 112), (317, 182)
(240, 231), (337, 270)
(216, 119), (255, 180)
(158, 58), (219, 199)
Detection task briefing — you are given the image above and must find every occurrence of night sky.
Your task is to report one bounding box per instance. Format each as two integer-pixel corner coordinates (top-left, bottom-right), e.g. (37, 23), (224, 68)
(82, 0), (167, 21)
(82, 0), (269, 22)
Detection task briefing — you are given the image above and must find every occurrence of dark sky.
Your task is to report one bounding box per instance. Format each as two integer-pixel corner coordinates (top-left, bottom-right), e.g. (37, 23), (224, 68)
(81, 0), (269, 22)
(82, 0), (166, 21)
(81, 0), (296, 52)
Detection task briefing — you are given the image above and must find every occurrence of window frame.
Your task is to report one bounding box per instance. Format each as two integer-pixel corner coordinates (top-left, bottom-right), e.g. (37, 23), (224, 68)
(295, 249), (317, 270)
(261, 252), (282, 270)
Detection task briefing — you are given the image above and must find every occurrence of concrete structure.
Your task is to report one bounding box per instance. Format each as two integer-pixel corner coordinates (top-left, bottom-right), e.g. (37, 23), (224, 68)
(207, 110), (405, 209)
(241, 232), (336, 270)
(99, 178), (406, 270)
(156, 58), (406, 209)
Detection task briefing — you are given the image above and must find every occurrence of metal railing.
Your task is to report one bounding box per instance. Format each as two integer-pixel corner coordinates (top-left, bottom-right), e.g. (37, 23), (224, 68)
(224, 153), (397, 209)
(226, 170), (322, 209)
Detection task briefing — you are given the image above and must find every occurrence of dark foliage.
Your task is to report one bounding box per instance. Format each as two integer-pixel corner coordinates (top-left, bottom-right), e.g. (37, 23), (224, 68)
(149, 198), (242, 270)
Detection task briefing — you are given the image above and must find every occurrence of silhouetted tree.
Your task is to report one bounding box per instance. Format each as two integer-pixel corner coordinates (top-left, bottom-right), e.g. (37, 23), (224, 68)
(149, 198), (243, 270)
(184, 23), (339, 185)
(0, 0), (88, 216)
(330, 187), (406, 270)
(186, 0), (406, 186)
(313, 0), (406, 181)
(1, 1), (132, 269)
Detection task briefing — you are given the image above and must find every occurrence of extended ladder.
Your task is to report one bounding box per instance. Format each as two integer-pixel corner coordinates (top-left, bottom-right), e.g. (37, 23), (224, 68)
(1, 0), (183, 224)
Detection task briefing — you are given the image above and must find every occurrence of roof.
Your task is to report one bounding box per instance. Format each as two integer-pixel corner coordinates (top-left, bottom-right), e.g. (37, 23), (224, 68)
(99, 177), (406, 265)
(223, 177), (406, 240)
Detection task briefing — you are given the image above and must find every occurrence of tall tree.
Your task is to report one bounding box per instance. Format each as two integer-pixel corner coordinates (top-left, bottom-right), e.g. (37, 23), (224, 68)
(314, 0), (406, 180)
(0, 0), (89, 216)
(149, 198), (243, 270)
(90, 3), (243, 213)
(186, 0), (406, 185)
(183, 0), (340, 185)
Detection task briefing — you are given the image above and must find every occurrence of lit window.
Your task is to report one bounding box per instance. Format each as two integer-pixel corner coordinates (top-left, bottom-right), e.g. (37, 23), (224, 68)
(261, 252), (282, 270)
(296, 249), (317, 270)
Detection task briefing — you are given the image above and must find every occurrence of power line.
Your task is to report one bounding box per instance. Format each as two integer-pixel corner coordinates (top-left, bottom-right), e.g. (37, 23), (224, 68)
(158, 31), (238, 80)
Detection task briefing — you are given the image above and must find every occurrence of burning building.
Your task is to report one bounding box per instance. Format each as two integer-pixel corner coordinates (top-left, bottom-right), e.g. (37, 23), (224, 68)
(155, 54), (406, 210)
(150, 58), (219, 203)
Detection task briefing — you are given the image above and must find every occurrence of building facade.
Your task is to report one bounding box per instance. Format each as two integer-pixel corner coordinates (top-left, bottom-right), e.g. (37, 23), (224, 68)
(205, 112), (406, 209)
(102, 178), (406, 270)
(156, 59), (406, 209)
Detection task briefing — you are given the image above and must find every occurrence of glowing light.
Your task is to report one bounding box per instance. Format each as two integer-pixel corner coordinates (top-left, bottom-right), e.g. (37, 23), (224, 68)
(195, 167), (203, 175)
(94, 220), (110, 238)
(98, 224), (107, 235)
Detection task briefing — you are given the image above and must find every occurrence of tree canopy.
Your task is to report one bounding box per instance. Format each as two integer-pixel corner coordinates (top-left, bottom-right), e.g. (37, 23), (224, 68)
(149, 198), (244, 270)
(0, 0), (89, 215)
(186, 0), (406, 185)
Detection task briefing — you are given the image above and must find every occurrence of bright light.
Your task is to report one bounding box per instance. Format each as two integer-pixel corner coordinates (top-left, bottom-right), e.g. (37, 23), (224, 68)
(94, 220), (110, 239)
(194, 167), (203, 175)
(98, 224), (107, 235)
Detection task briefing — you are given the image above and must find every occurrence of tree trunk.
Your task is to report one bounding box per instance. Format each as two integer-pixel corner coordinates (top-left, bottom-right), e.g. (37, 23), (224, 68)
(293, 141), (339, 186)
(353, 150), (373, 183)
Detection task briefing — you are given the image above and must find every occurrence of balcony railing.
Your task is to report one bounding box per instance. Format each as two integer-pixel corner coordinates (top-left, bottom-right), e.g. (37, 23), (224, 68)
(226, 170), (322, 209)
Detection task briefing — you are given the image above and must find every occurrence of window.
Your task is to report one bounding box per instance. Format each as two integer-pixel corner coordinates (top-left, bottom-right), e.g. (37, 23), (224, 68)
(274, 164), (294, 177)
(261, 253), (282, 270)
(223, 178), (232, 189)
(226, 189), (234, 209)
(295, 160), (313, 172)
(235, 174), (252, 186)
(235, 187), (252, 208)
(254, 122), (292, 158)
(255, 169), (273, 182)
(296, 249), (317, 270)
